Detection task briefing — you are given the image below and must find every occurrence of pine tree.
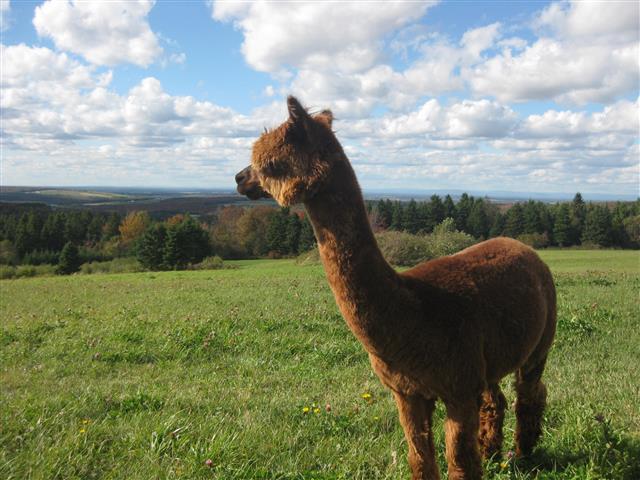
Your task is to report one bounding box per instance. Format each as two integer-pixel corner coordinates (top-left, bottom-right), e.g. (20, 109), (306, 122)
(553, 204), (572, 246)
(489, 212), (505, 237)
(266, 208), (290, 255)
(298, 215), (316, 252)
(503, 203), (525, 238)
(467, 199), (489, 239)
(285, 213), (302, 254)
(56, 242), (81, 275)
(582, 205), (612, 247)
(523, 200), (542, 234)
(570, 192), (586, 243)
(390, 202), (404, 230)
(137, 224), (167, 270)
(403, 199), (420, 233)
(428, 195), (445, 229)
(455, 193), (473, 232)
(443, 195), (456, 220)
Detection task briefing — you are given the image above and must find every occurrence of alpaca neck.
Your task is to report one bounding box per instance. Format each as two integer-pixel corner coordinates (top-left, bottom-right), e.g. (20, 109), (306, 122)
(304, 160), (409, 355)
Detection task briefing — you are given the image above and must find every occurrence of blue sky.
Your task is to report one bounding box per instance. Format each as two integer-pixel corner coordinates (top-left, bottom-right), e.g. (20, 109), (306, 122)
(1, 0), (638, 196)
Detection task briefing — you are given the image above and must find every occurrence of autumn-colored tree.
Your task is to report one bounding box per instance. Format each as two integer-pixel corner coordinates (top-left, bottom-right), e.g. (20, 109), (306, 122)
(236, 206), (274, 257)
(118, 211), (150, 246)
(209, 206), (246, 259)
(166, 214), (186, 227)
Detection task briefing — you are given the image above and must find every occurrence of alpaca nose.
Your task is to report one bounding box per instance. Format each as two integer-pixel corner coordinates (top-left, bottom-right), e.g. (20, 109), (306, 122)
(235, 170), (247, 184)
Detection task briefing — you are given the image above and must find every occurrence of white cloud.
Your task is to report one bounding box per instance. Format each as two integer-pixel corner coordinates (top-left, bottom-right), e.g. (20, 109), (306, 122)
(469, 1), (640, 104)
(212, 1), (437, 74)
(33, 0), (162, 67)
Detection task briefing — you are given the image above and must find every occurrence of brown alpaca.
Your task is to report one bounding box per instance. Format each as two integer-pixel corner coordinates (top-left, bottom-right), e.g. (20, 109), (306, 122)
(235, 96), (556, 480)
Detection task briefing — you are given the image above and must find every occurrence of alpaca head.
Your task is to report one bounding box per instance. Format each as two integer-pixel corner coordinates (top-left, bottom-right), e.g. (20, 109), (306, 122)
(235, 96), (338, 206)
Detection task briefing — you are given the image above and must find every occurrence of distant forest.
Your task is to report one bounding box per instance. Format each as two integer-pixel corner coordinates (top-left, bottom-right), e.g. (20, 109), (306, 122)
(0, 193), (638, 274)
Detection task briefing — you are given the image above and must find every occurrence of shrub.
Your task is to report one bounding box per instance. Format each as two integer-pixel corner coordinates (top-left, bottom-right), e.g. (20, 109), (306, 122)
(517, 233), (550, 249)
(80, 257), (143, 275)
(376, 221), (476, 267)
(15, 265), (37, 278)
(1, 264), (57, 279)
(300, 224), (476, 267)
(0, 265), (16, 279)
(376, 231), (433, 267)
(189, 256), (226, 270)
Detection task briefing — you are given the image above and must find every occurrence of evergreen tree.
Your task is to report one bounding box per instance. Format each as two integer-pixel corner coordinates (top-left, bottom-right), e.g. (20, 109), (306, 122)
(266, 208), (290, 254)
(375, 199), (393, 229)
(403, 199), (420, 233)
(553, 203), (572, 246)
(503, 203), (525, 238)
(523, 200), (542, 234)
(428, 195), (445, 229)
(162, 227), (180, 269)
(102, 212), (121, 240)
(390, 202), (404, 230)
(443, 195), (456, 220)
(137, 224), (167, 270)
(285, 213), (302, 254)
(14, 213), (41, 257)
(41, 213), (66, 251)
(467, 199), (489, 239)
(162, 217), (210, 268)
(455, 193), (473, 232)
(582, 205), (612, 246)
(56, 242), (81, 275)
(570, 192), (587, 243)
(298, 215), (316, 252)
(489, 212), (505, 237)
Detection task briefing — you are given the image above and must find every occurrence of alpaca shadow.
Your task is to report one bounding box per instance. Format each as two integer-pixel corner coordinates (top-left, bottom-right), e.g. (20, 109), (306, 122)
(515, 429), (640, 479)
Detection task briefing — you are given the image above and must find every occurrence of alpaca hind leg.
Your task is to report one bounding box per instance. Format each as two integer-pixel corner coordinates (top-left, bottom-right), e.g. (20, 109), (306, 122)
(478, 383), (506, 460)
(514, 356), (548, 456)
(444, 399), (482, 480)
(393, 392), (440, 480)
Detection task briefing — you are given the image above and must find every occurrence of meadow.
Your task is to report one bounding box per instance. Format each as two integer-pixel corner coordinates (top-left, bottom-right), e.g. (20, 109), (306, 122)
(1, 250), (639, 479)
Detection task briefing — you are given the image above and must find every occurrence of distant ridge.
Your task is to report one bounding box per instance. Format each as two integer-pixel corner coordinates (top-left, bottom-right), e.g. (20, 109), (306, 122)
(1, 185), (637, 204)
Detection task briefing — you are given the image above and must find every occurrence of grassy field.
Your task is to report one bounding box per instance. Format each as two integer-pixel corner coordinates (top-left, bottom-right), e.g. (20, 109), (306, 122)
(1, 251), (639, 479)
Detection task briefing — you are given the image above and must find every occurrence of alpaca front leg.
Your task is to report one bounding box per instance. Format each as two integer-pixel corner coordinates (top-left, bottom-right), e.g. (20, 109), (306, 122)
(393, 392), (440, 480)
(444, 400), (482, 480)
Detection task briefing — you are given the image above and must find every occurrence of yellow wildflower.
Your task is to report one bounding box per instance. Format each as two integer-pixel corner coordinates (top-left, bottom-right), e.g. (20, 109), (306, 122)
(500, 461), (508, 469)
(79, 428), (86, 434)
(313, 407), (321, 414)
(302, 406), (310, 413)
(361, 392), (372, 400)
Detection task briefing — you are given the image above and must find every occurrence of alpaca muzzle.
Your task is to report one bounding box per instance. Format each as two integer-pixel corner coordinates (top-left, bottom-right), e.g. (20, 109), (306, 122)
(235, 165), (271, 200)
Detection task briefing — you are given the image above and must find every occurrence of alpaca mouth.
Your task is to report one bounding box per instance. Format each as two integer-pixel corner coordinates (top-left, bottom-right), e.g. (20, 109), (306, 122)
(235, 165), (271, 200)
(237, 184), (271, 200)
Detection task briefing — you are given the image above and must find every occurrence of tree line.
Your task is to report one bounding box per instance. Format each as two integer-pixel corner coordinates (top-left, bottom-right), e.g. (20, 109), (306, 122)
(0, 193), (638, 273)
(368, 193), (639, 248)
(0, 204), (316, 273)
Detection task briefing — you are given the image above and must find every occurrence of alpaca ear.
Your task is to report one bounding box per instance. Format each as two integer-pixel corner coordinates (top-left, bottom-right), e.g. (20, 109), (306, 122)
(287, 96), (310, 123)
(287, 95), (309, 140)
(315, 109), (333, 128)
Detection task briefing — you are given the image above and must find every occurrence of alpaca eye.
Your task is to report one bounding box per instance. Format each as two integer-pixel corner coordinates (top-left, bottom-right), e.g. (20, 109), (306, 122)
(262, 161), (288, 177)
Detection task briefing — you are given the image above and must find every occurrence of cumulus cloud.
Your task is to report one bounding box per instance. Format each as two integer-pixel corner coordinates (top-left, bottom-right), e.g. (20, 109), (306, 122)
(33, 0), (162, 67)
(468, 1), (640, 104)
(212, 1), (437, 74)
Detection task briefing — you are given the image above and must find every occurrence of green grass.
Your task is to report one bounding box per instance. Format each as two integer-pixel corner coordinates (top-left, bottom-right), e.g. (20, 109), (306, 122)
(1, 251), (639, 479)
